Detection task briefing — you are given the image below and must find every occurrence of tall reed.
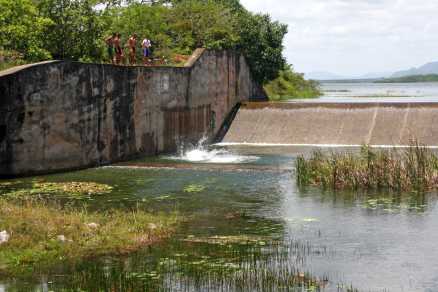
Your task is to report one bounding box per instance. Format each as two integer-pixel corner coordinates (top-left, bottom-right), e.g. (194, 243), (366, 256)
(296, 142), (438, 192)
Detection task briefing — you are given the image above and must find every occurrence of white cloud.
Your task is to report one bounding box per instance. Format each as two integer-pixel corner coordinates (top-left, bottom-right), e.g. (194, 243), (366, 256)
(240, 0), (438, 76)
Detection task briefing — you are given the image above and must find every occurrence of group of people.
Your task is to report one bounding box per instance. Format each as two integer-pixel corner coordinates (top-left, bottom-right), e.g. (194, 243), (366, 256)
(105, 33), (152, 65)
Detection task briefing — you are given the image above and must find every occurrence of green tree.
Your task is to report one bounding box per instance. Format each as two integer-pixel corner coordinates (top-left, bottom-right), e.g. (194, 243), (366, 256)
(169, 0), (239, 52)
(264, 65), (321, 100)
(38, 0), (105, 61)
(171, 0), (244, 12)
(237, 13), (288, 84)
(0, 0), (52, 61)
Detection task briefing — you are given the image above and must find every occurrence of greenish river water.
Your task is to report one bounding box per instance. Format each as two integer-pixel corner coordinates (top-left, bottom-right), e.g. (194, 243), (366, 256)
(1, 145), (438, 291)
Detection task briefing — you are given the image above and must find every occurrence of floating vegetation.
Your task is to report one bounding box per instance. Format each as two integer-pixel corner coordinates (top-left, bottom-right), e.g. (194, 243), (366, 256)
(182, 235), (270, 246)
(1, 181), (113, 199)
(362, 196), (428, 213)
(154, 194), (174, 201)
(363, 198), (395, 210)
(35, 182), (113, 195)
(94, 233), (334, 291)
(284, 217), (320, 224)
(30, 210), (338, 291)
(302, 217), (320, 222)
(183, 184), (206, 193)
(296, 142), (438, 192)
(58, 236), (336, 292)
(148, 238), (332, 291)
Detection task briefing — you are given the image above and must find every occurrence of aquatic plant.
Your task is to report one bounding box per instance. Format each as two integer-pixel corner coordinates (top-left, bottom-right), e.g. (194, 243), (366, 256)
(182, 235), (270, 246)
(1, 181), (113, 199)
(183, 184), (206, 193)
(57, 236), (334, 292)
(0, 197), (179, 276)
(296, 142), (438, 192)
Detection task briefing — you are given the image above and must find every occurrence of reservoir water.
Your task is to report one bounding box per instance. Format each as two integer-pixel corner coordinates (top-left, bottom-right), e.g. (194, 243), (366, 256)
(2, 82), (438, 291)
(310, 82), (438, 103)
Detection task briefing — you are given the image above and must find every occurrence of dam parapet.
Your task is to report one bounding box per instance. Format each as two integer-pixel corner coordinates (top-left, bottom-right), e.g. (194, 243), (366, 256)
(0, 49), (265, 176)
(223, 101), (438, 147)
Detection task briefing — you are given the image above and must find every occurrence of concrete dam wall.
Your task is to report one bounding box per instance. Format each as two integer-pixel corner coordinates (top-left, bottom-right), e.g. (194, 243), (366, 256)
(0, 49), (264, 176)
(223, 102), (438, 146)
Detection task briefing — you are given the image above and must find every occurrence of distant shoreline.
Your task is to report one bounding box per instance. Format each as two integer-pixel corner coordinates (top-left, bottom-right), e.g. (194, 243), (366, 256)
(375, 74), (438, 83)
(317, 74), (438, 84)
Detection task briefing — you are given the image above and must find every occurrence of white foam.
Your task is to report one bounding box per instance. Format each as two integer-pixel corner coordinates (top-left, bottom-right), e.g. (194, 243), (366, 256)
(170, 148), (258, 164)
(168, 137), (259, 164)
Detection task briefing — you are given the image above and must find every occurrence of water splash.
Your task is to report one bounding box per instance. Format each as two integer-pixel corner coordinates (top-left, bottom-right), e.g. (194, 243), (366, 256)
(169, 136), (258, 164)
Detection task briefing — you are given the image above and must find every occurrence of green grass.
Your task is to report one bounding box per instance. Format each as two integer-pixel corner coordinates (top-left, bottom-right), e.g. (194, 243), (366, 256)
(0, 197), (179, 276)
(296, 143), (438, 192)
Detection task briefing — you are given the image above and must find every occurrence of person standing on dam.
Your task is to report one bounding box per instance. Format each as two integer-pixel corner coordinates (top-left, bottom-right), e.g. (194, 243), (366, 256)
(128, 34), (138, 65)
(105, 33), (116, 64)
(142, 37), (152, 65)
(114, 33), (123, 65)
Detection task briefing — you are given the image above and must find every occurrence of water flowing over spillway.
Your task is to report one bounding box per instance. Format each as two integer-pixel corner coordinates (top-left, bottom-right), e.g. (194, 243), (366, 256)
(222, 102), (438, 147)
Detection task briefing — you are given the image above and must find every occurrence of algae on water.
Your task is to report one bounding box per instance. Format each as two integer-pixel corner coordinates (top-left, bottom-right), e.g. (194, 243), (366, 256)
(2, 181), (113, 199)
(183, 184), (206, 193)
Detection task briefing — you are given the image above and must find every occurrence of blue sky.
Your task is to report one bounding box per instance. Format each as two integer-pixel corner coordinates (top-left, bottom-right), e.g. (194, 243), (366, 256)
(240, 0), (438, 76)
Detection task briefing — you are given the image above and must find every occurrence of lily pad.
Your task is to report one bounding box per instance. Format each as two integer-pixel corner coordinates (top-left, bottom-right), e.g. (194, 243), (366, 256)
(183, 184), (206, 193)
(182, 235), (270, 245)
(154, 195), (173, 201)
(3, 181), (113, 198)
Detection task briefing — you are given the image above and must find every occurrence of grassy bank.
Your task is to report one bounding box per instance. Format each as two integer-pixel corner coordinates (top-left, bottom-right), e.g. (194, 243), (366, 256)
(265, 66), (321, 100)
(0, 197), (179, 276)
(296, 144), (438, 192)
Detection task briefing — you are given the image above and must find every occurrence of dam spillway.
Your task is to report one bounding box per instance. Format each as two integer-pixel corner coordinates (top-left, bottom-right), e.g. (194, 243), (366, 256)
(222, 101), (438, 147)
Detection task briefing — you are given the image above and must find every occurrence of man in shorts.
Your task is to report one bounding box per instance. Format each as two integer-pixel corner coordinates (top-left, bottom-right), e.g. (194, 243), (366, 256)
(114, 33), (123, 65)
(142, 38), (152, 65)
(128, 34), (137, 65)
(105, 33), (116, 64)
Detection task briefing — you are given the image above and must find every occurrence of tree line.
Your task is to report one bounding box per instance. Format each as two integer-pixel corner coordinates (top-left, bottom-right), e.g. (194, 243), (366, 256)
(0, 0), (320, 97)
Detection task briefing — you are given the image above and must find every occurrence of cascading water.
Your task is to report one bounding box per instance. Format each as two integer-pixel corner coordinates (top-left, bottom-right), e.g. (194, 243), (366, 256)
(168, 136), (258, 164)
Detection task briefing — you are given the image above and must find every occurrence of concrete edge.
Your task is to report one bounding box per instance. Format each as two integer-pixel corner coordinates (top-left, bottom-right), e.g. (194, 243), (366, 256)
(0, 60), (62, 77)
(0, 48), (209, 78)
(184, 48), (207, 67)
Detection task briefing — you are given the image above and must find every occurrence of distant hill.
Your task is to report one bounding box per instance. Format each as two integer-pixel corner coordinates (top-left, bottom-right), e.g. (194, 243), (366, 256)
(358, 72), (392, 79)
(306, 60), (438, 81)
(392, 61), (438, 78)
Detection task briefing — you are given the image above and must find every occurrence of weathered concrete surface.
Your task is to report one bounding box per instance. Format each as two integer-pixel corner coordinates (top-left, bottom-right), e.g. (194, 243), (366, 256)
(223, 102), (438, 146)
(0, 49), (264, 176)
